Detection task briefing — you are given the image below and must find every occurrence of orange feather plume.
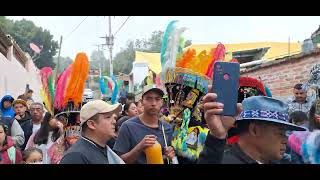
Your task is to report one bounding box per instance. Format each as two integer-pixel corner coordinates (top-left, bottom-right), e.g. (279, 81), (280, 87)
(63, 53), (89, 108)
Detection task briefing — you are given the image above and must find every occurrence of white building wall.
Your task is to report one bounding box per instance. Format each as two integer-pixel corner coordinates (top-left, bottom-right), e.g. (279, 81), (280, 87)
(0, 50), (42, 102)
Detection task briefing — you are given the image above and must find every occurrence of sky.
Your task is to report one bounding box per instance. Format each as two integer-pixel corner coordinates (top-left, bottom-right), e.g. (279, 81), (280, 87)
(6, 16), (320, 60)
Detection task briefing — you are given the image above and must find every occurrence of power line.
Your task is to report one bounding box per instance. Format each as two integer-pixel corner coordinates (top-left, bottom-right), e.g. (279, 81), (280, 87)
(114, 16), (131, 36)
(65, 16), (89, 40)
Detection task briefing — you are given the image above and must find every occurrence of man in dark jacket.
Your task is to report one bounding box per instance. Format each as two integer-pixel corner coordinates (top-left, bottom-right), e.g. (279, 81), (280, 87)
(20, 102), (44, 150)
(13, 99), (32, 125)
(198, 94), (306, 164)
(60, 100), (124, 164)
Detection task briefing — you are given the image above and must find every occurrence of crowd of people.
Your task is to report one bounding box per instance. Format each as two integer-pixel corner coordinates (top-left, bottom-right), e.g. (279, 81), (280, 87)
(0, 77), (320, 164)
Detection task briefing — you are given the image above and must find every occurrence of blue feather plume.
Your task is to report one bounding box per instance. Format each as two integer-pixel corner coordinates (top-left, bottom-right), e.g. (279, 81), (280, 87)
(111, 75), (119, 104)
(160, 20), (178, 69)
(99, 76), (106, 95)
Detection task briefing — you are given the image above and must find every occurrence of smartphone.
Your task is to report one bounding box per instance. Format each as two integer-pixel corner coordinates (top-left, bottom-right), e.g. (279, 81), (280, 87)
(212, 62), (240, 116)
(26, 84), (30, 92)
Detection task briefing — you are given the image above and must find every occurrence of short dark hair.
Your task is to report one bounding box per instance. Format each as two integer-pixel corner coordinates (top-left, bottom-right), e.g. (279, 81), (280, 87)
(135, 100), (141, 106)
(22, 147), (43, 162)
(118, 97), (126, 105)
(81, 113), (100, 134)
(289, 111), (308, 124)
(294, 83), (303, 90)
(122, 102), (135, 116)
(27, 89), (33, 93)
(236, 120), (251, 135)
(34, 112), (61, 146)
(236, 120), (279, 135)
(126, 93), (135, 101)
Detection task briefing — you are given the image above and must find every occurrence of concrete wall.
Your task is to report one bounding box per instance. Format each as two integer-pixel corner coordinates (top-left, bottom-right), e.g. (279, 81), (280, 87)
(0, 47), (42, 102)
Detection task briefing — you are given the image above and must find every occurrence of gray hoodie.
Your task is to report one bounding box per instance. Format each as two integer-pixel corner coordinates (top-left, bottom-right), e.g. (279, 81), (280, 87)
(11, 119), (25, 147)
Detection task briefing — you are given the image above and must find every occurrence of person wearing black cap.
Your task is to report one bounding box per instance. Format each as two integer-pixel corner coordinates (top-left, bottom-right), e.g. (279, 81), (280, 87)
(113, 85), (175, 164)
(198, 94), (306, 164)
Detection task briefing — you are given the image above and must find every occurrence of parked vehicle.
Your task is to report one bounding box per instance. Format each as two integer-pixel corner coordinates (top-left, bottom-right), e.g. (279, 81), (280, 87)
(83, 88), (94, 102)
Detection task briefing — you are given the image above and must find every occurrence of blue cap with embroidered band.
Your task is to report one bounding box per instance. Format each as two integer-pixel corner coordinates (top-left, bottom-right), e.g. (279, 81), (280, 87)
(237, 96), (306, 131)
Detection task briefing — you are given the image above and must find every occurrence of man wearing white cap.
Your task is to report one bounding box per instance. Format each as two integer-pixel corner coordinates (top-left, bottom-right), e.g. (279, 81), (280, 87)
(60, 100), (124, 164)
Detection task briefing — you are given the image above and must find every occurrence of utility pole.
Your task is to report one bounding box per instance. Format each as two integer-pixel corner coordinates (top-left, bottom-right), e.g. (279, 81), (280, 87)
(55, 35), (63, 84)
(100, 17), (114, 77)
(93, 44), (107, 72)
(107, 16), (114, 77)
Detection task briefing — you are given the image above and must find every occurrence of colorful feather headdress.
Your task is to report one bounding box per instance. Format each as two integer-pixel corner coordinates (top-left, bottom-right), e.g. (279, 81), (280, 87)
(39, 67), (55, 115)
(161, 21), (237, 117)
(99, 72), (120, 104)
(63, 52), (89, 109)
(238, 77), (267, 103)
(305, 64), (320, 90)
(301, 130), (320, 164)
(162, 21), (241, 161)
(304, 64), (320, 115)
(54, 64), (72, 111)
(54, 52), (89, 117)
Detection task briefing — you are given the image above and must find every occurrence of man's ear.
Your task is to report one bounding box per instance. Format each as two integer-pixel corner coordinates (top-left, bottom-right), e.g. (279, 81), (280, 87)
(86, 120), (97, 130)
(248, 122), (260, 137)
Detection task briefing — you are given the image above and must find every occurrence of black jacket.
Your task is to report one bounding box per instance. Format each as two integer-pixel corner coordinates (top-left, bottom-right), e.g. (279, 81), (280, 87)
(222, 143), (259, 164)
(198, 133), (259, 164)
(198, 134), (286, 164)
(198, 133), (227, 164)
(60, 136), (109, 164)
(16, 111), (32, 125)
(20, 119), (34, 150)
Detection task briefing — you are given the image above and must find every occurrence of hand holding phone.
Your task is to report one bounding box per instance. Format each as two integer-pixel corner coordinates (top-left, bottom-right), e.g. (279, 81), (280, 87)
(25, 84), (30, 94)
(212, 62), (240, 116)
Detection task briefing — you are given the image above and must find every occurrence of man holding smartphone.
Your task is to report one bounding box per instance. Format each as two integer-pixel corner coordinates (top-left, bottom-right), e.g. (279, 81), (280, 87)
(198, 90), (306, 164)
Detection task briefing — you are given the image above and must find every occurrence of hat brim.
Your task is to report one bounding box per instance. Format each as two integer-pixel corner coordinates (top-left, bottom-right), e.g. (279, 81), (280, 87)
(80, 103), (122, 126)
(54, 111), (80, 118)
(100, 103), (122, 116)
(237, 118), (307, 131)
(143, 88), (164, 97)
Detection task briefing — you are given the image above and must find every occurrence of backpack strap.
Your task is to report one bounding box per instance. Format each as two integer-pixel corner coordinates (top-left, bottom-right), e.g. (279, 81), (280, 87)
(7, 146), (16, 164)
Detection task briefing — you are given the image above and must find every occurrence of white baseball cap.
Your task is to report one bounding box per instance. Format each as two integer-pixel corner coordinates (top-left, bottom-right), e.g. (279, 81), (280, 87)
(80, 100), (122, 126)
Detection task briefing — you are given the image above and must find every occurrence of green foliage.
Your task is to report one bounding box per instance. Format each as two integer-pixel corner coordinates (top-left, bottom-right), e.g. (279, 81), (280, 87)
(113, 30), (163, 75)
(53, 56), (73, 74)
(113, 30), (192, 75)
(0, 16), (59, 69)
(90, 50), (110, 75)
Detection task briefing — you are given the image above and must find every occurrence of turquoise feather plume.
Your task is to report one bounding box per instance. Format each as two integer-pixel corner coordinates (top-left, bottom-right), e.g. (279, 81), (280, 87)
(160, 20), (178, 69)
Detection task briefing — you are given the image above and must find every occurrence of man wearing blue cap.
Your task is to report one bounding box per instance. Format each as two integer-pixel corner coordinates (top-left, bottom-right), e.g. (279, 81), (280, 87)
(198, 93), (306, 164)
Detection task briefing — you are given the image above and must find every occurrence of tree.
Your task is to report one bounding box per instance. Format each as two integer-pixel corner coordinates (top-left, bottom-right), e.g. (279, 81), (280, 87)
(90, 50), (109, 75)
(112, 30), (192, 75)
(0, 16), (59, 69)
(53, 56), (73, 74)
(113, 40), (135, 75)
